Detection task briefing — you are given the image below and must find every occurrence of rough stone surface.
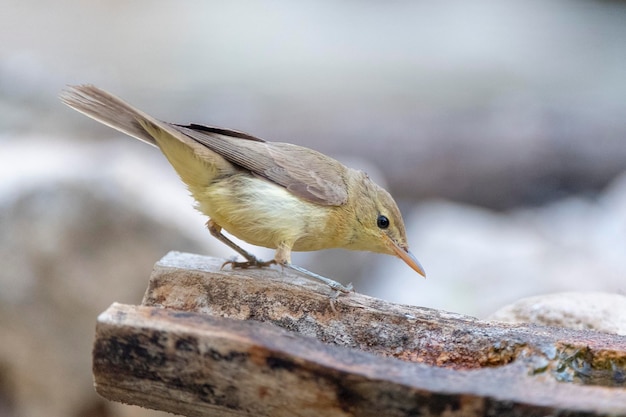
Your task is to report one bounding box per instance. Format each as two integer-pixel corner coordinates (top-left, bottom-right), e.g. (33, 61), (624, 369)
(91, 260), (626, 417)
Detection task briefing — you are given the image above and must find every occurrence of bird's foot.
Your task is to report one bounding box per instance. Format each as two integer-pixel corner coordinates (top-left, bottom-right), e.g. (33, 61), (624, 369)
(221, 257), (276, 270)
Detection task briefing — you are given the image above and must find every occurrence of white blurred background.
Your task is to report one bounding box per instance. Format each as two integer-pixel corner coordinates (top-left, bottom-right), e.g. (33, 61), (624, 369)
(1, 1), (625, 416)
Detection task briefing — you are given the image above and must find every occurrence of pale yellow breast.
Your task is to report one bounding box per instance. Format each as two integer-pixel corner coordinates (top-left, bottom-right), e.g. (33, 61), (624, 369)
(192, 173), (342, 251)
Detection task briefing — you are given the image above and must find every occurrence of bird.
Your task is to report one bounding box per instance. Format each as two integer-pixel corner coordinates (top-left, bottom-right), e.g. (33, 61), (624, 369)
(60, 85), (425, 293)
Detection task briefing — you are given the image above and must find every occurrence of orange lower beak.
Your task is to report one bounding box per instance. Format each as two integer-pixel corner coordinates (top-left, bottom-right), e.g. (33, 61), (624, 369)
(384, 235), (426, 277)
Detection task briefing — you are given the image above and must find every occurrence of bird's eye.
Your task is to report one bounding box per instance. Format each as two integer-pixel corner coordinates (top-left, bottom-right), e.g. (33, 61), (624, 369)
(377, 215), (390, 229)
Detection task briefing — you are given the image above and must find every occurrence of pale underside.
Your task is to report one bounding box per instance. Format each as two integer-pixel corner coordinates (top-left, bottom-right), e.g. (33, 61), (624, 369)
(196, 173), (345, 252)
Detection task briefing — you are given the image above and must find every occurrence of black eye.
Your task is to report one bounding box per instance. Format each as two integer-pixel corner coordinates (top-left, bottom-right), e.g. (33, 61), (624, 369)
(377, 215), (390, 229)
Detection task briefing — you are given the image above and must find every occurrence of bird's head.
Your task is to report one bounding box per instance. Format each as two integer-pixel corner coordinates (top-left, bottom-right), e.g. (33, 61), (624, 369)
(345, 171), (426, 277)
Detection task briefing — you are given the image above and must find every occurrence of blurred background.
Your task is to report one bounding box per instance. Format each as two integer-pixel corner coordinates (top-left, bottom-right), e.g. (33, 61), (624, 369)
(1, 1), (625, 416)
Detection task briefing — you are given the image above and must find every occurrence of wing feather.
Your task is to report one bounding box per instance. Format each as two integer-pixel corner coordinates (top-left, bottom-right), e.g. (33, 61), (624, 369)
(172, 124), (349, 206)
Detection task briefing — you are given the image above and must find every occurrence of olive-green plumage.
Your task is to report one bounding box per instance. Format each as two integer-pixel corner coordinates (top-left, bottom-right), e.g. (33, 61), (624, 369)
(61, 85), (425, 291)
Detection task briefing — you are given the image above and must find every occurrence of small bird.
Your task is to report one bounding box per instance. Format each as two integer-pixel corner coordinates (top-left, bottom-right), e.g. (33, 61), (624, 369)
(60, 85), (425, 293)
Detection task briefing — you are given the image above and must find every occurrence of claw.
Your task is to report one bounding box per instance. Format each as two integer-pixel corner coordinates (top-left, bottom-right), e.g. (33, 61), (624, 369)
(222, 258), (276, 270)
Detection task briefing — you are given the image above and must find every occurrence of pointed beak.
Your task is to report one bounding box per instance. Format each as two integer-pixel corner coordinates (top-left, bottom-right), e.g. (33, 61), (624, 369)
(383, 235), (426, 277)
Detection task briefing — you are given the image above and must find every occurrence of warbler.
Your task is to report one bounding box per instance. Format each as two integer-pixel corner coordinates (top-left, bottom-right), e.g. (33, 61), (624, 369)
(61, 85), (425, 292)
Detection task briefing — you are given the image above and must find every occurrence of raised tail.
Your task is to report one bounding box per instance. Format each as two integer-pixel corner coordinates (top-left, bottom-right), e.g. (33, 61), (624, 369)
(61, 84), (234, 190)
(60, 84), (160, 147)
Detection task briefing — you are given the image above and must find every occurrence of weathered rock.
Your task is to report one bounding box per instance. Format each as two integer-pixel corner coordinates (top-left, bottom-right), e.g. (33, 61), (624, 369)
(488, 292), (626, 336)
(91, 253), (626, 416)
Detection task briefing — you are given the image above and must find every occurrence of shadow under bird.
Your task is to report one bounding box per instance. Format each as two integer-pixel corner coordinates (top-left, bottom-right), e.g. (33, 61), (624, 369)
(60, 85), (425, 293)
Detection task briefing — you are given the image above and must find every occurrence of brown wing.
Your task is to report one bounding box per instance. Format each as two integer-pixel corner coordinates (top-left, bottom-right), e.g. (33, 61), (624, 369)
(172, 124), (349, 206)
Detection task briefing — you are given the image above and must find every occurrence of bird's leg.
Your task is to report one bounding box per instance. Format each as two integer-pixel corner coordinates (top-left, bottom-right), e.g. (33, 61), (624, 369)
(274, 242), (353, 294)
(207, 220), (275, 269)
(207, 221), (352, 293)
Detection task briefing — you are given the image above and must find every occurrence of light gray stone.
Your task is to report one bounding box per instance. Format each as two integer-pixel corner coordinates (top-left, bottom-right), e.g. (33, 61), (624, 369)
(488, 292), (626, 335)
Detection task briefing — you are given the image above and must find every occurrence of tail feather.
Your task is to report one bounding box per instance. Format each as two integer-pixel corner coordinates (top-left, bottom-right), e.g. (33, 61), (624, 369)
(60, 84), (159, 147)
(61, 84), (233, 189)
